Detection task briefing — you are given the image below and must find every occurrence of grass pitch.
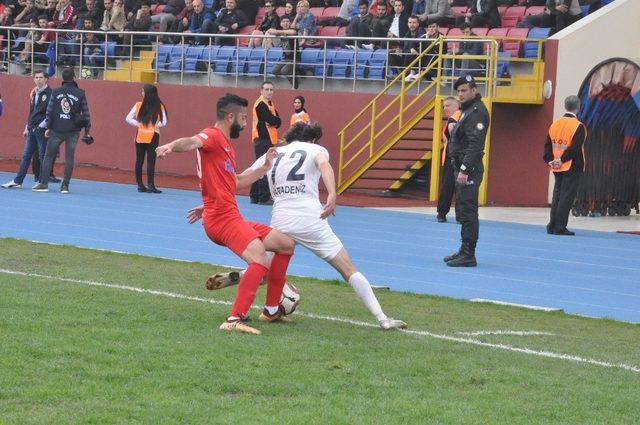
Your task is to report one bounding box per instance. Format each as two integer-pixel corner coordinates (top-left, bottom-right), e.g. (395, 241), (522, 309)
(0, 238), (639, 424)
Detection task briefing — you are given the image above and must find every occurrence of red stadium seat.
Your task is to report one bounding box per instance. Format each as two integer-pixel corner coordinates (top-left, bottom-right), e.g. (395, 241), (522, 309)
(503, 27), (529, 57)
(488, 27), (509, 50)
(525, 6), (545, 16)
(310, 7), (324, 18)
(322, 7), (340, 18)
(498, 6), (508, 16)
(151, 4), (165, 15)
(472, 27), (489, 36)
(336, 26), (347, 36)
(318, 26), (339, 37)
(501, 6), (526, 27)
(446, 28), (463, 53)
(237, 25), (256, 46)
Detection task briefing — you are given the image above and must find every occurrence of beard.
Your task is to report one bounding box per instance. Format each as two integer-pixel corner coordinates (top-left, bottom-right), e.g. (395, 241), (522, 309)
(230, 120), (242, 139)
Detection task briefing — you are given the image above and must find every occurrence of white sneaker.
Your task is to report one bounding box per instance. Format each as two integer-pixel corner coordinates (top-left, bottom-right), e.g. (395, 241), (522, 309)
(1, 180), (21, 189)
(404, 73), (417, 83)
(31, 182), (49, 192)
(379, 318), (408, 330)
(361, 43), (374, 50)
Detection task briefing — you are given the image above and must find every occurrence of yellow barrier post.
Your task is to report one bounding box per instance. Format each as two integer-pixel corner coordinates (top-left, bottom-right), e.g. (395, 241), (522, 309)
(338, 131), (345, 186)
(429, 96), (443, 201)
(478, 40), (496, 206)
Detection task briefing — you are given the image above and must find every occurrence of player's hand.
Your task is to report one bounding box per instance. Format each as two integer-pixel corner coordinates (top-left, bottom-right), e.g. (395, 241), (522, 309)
(320, 193), (336, 219)
(264, 147), (278, 168)
(187, 205), (204, 224)
(456, 172), (469, 185)
(155, 144), (172, 159)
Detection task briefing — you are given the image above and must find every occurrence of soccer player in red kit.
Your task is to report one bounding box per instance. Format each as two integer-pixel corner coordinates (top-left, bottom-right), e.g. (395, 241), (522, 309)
(156, 93), (295, 335)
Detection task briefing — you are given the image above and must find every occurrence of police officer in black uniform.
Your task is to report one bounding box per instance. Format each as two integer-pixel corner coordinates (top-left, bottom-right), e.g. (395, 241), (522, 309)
(33, 68), (91, 194)
(444, 74), (490, 267)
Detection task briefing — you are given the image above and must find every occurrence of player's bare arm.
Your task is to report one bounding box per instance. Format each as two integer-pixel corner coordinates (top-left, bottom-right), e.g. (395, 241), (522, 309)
(236, 147), (278, 189)
(156, 136), (203, 158)
(316, 153), (337, 219)
(187, 205), (204, 224)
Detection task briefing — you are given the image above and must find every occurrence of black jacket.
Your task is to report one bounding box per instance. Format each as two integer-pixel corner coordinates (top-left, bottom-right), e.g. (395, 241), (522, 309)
(254, 100), (281, 141)
(28, 86), (52, 129)
(543, 113), (586, 173)
(214, 7), (248, 34)
(448, 93), (489, 173)
(468, 0), (501, 28)
(46, 81), (91, 132)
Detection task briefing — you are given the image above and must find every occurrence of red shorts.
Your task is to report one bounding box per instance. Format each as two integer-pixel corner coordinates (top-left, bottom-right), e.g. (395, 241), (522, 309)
(204, 217), (272, 257)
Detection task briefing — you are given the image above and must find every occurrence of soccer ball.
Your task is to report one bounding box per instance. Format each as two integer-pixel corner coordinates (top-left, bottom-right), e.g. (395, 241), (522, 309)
(279, 282), (300, 315)
(80, 67), (92, 79)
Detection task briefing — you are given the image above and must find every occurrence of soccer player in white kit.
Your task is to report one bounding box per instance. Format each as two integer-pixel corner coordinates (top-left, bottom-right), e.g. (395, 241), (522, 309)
(200, 123), (407, 330)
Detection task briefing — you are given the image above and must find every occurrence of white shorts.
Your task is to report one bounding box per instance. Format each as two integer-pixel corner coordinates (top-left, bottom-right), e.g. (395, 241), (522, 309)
(271, 214), (344, 261)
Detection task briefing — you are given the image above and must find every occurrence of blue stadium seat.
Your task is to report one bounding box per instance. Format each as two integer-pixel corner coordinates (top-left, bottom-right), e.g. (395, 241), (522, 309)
(330, 50), (354, 78)
(367, 49), (387, 80)
(580, 4), (589, 15)
(523, 27), (551, 58)
(154, 44), (173, 70)
(246, 47), (265, 75)
(166, 45), (184, 72)
(497, 51), (511, 78)
(354, 50), (373, 79)
(314, 49), (337, 77)
(230, 47), (252, 74)
(213, 45), (235, 74)
(101, 41), (117, 57)
(184, 45), (205, 73)
(299, 48), (321, 74)
(265, 47), (283, 75)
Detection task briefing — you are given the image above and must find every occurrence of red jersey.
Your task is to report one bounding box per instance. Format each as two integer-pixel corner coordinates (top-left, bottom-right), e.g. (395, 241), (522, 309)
(195, 126), (241, 222)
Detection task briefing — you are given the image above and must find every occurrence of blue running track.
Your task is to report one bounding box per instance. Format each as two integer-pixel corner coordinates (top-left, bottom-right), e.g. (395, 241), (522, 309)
(1, 172), (639, 323)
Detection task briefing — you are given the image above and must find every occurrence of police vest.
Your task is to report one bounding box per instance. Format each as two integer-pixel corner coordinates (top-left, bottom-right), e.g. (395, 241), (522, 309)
(252, 96), (278, 144)
(548, 116), (586, 173)
(441, 110), (461, 166)
(134, 102), (165, 143)
(290, 111), (310, 127)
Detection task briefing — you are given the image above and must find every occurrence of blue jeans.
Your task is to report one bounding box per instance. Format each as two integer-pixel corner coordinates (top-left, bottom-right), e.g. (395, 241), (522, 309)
(14, 128), (47, 185)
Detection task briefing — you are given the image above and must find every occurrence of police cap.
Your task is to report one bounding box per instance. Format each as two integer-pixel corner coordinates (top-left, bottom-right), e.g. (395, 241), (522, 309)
(454, 74), (476, 90)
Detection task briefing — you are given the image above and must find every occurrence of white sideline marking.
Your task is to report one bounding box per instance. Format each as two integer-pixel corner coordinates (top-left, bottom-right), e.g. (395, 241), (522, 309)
(1, 268), (639, 374)
(471, 298), (563, 312)
(456, 330), (555, 337)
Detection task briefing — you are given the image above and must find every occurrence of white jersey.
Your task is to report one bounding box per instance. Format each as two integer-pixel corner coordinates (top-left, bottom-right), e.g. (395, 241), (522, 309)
(249, 141), (329, 218)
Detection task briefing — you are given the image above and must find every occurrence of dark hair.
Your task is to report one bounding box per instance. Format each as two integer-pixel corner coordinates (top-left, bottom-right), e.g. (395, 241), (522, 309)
(37, 14), (48, 20)
(61, 67), (75, 81)
(293, 95), (306, 112)
(358, 0), (368, 6)
(408, 14), (419, 21)
(564, 95), (580, 113)
(34, 69), (48, 78)
(284, 122), (322, 144)
(261, 80), (274, 89)
(376, 0), (386, 6)
(140, 0), (151, 6)
(459, 22), (472, 30)
(216, 93), (248, 120)
(137, 84), (167, 126)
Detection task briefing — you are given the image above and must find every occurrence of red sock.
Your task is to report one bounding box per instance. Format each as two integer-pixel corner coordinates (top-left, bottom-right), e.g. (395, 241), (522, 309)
(265, 252), (293, 307)
(229, 263), (268, 318)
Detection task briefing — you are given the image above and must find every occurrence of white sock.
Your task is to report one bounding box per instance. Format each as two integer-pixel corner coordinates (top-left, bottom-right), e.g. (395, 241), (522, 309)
(227, 315), (240, 322)
(265, 306), (279, 315)
(348, 272), (388, 321)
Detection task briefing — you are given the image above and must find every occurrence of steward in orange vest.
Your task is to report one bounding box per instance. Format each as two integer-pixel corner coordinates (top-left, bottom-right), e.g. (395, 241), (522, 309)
(290, 95), (310, 127)
(437, 104), (462, 223)
(250, 82), (281, 204)
(543, 96), (587, 236)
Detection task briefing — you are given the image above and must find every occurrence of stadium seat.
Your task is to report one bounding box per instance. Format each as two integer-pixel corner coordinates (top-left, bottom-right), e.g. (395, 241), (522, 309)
(581, 4), (589, 16)
(213, 45), (235, 74)
(322, 7), (340, 19)
(488, 27), (509, 51)
(299, 48), (321, 74)
(498, 5), (508, 16)
(523, 27), (551, 58)
(472, 28), (489, 36)
(101, 41), (116, 57)
(166, 45), (184, 72)
(150, 4), (165, 15)
(525, 6), (545, 16)
(503, 28), (529, 57)
(318, 26), (339, 37)
(331, 49), (354, 78)
(265, 47), (283, 75)
(309, 7), (324, 18)
(314, 49), (337, 76)
(255, 7), (266, 26)
(446, 28), (463, 53)
(337, 26), (347, 36)
(496, 51), (511, 78)
(501, 6), (526, 27)
(238, 25), (255, 47)
(153, 44), (173, 70)
(451, 6), (467, 17)
(367, 49), (387, 80)
(246, 47), (265, 75)
(184, 45), (205, 73)
(355, 50), (373, 78)
(230, 46), (252, 74)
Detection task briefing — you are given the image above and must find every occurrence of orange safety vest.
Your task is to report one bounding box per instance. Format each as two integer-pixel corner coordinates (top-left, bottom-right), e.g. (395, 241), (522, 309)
(252, 96), (279, 144)
(548, 116), (586, 172)
(290, 111), (310, 127)
(441, 110), (461, 166)
(134, 102), (165, 143)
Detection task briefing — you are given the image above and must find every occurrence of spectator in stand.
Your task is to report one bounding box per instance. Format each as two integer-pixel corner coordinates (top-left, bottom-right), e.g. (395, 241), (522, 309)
(123, 0), (151, 48)
(236, 0), (257, 25)
(450, 0), (468, 5)
(281, 1), (296, 22)
(345, 0), (373, 48)
(124, 0), (142, 20)
(461, 0), (500, 28)
(53, 0), (76, 29)
(0, 7), (15, 39)
(150, 0), (183, 33)
(291, 0), (316, 45)
(75, 0), (101, 28)
(184, 0), (215, 44)
(248, 0), (279, 48)
(101, 0), (125, 31)
(370, 0), (392, 47)
(389, 15), (424, 79)
(318, 0), (356, 27)
(165, 0), (193, 43)
(18, 15), (55, 73)
(125, 84), (167, 193)
(81, 18), (104, 75)
(213, 0), (247, 46)
(268, 15), (299, 85)
(290, 95), (310, 126)
(12, 0), (39, 27)
(519, 0), (583, 33)
(43, 0), (58, 21)
(453, 22), (483, 75)
(417, 0), (455, 28)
